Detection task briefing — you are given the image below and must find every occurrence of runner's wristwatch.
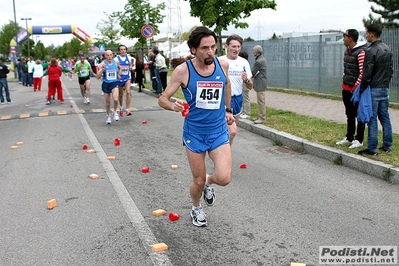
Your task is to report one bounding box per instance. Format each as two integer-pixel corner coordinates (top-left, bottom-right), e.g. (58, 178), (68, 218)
(226, 108), (233, 114)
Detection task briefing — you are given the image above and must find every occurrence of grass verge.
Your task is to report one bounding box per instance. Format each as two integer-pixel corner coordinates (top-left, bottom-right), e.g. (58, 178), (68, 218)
(172, 88), (399, 167)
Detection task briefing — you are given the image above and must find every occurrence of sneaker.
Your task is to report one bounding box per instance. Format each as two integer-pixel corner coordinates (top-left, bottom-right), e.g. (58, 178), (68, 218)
(378, 146), (391, 153)
(106, 115), (112, 124)
(113, 111), (120, 121)
(1, 102), (4, 105)
(126, 109), (132, 116)
(119, 107), (125, 116)
(358, 149), (377, 156)
(86, 98), (90, 104)
(203, 175), (215, 206)
(60, 101), (64, 104)
(349, 140), (363, 149)
(45, 101), (50, 105)
(241, 114), (249, 119)
(336, 137), (352, 145)
(191, 207), (207, 227)
(83, 97), (87, 104)
(7, 101), (13, 104)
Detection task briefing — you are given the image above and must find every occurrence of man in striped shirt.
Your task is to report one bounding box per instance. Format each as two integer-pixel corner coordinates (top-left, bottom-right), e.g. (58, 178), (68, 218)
(336, 29), (367, 149)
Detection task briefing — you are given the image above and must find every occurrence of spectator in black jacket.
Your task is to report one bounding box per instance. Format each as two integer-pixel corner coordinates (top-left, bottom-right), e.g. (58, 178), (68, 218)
(0, 60), (12, 104)
(358, 24), (393, 156)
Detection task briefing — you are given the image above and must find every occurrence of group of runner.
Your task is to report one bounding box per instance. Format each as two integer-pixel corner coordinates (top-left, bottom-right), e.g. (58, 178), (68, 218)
(69, 45), (135, 124)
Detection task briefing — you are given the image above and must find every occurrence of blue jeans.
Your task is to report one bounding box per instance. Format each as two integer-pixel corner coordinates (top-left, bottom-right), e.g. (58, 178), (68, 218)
(22, 72), (28, 86)
(154, 68), (162, 93)
(0, 78), (11, 102)
(367, 88), (392, 152)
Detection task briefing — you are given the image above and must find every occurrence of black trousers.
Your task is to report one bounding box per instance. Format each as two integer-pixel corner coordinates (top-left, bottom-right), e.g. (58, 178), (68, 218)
(342, 89), (365, 143)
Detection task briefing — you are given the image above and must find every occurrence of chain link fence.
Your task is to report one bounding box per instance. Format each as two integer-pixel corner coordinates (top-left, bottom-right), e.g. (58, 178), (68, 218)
(242, 28), (399, 103)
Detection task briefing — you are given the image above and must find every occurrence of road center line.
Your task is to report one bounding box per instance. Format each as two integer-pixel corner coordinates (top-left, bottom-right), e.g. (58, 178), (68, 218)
(63, 83), (173, 266)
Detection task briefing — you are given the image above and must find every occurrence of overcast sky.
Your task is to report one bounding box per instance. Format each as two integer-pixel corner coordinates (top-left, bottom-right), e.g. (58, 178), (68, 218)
(1, 0), (374, 47)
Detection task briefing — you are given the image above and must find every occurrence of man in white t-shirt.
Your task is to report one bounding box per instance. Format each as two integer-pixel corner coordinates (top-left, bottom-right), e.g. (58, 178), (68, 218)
(219, 34), (253, 145)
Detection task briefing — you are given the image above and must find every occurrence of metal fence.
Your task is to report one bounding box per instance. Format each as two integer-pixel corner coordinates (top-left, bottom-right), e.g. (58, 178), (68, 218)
(242, 28), (399, 103)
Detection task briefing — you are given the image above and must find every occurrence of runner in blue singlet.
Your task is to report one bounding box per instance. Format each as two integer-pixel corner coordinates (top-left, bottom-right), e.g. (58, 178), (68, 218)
(96, 50), (121, 125)
(159, 26), (235, 227)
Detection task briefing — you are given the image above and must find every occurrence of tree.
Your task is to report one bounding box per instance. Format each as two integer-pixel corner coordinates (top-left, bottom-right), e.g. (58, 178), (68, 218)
(32, 41), (47, 59)
(269, 33), (279, 40)
(364, 0), (399, 28)
(0, 20), (21, 56)
(184, 0), (277, 54)
(95, 12), (122, 48)
(182, 26), (198, 41)
(117, 0), (166, 45)
(362, 12), (383, 27)
(245, 36), (255, 41)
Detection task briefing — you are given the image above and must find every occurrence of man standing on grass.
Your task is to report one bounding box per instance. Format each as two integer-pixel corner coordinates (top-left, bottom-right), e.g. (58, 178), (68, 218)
(358, 24), (393, 156)
(251, 45), (267, 124)
(336, 29), (366, 149)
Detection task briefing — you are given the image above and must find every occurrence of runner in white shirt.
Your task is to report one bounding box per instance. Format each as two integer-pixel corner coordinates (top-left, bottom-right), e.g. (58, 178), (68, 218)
(219, 34), (253, 146)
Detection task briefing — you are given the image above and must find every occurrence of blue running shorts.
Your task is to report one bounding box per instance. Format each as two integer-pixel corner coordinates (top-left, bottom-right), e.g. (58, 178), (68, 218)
(102, 81), (119, 94)
(231, 94), (243, 116)
(118, 78), (130, 88)
(183, 130), (229, 153)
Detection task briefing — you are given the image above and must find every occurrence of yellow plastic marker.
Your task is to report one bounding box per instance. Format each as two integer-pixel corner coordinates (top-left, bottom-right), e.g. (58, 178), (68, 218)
(86, 149), (96, 153)
(107, 156), (116, 160)
(171, 165), (178, 170)
(39, 112), (48, 117)
(151, 243), (168, 252)
(47, 199), (57, 209)
(16, 141), (24, 145)
(10, 146), (18, 149)
(89, 174), (99, 179)
(152, 209), (166, 216)
(291, 263), (306, 266)
(20, 114), (30, 119)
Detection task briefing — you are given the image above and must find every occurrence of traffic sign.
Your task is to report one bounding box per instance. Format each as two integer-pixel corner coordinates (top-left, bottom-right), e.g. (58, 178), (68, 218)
(141, 25), (155, 39)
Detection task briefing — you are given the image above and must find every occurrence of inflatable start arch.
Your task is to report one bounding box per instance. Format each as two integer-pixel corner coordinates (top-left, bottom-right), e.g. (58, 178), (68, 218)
(10, 25), (93, 54)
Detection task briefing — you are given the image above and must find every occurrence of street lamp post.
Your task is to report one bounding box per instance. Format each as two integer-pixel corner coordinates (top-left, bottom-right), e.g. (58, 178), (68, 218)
(20, 18), (32, 57)
(12, 0), (18, 78)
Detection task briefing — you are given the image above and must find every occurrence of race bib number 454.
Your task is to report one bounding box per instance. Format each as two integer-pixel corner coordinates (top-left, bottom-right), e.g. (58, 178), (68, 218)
(195, 81), (223, 109)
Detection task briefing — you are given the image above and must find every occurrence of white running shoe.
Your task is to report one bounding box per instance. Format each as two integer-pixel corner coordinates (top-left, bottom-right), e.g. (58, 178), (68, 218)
(336, 137), (351, 145)
(113, 111), (120, 121)
(241, 114), (249, 119)
(191, 207), (207, 227)
(203, 174), (215, 206)
(83, 97), (87, 104)
(86, 98), (90, 104)
(349, 140), (363, 149)
(106, 115), (111, 124)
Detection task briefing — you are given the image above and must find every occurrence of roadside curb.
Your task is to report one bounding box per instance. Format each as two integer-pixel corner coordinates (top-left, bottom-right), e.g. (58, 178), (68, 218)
(238, 119), (399, 184)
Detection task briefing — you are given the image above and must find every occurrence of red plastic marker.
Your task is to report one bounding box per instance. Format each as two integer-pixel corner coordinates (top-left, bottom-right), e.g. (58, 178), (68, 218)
(182, 103), (189, 117)
(240, 163), (247, 169)
(82, 144), (88, 150)
(168, 213), (180, 221)
(70, 105), (73, 108)
(142, 167), (150, 173)
(142, 120), (147, 124)
(114, 138), (120, 146)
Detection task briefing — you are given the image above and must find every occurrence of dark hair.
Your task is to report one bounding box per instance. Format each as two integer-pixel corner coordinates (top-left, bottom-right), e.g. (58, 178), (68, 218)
(226, 34), (243, 46)
(239, 50), (249, 60)
(118, 45), (127, 52)
(50, 58), (57, 66)
(366, 24), (382, 38)
(187, 26), (217, 51)
(152, 46), (159, 55)
(346, 29), (359, 42)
